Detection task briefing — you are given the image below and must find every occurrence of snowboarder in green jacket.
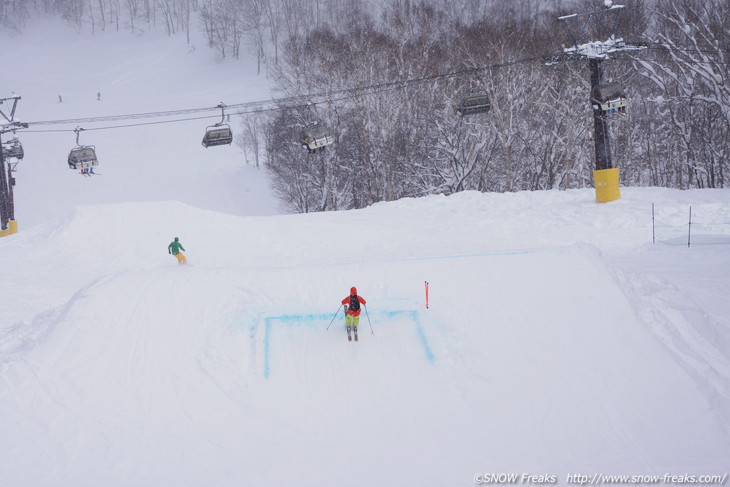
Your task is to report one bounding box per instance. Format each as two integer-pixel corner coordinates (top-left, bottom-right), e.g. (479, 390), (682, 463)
(168, 237), (187, 264)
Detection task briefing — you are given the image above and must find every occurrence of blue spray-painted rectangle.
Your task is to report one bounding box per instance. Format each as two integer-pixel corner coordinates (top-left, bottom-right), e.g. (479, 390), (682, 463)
(262, 309), (434, 378)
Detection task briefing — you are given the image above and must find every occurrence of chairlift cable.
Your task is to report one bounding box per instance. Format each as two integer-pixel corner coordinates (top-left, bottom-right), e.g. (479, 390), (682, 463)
(13, 41), (730, 131)
(21, 106), (287, 133)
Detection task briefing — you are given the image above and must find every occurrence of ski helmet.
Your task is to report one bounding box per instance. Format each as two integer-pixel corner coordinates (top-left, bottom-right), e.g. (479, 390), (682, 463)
(350, 287), (357, 295)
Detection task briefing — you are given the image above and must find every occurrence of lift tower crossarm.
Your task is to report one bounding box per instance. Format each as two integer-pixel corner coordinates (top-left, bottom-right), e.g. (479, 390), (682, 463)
(0, 96), (22, 124)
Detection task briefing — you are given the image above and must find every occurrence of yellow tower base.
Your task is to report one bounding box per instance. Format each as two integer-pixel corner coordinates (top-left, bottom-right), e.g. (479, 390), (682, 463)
(593, 168), (621, 203)
(0, 220), (18, 237)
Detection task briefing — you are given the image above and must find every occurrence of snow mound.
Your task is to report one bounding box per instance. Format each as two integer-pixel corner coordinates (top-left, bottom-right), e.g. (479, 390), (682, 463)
(2, 190), (730, 485)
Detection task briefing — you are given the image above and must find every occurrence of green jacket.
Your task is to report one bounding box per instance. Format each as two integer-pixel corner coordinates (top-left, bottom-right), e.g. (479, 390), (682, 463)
(168, 237), (185, 255)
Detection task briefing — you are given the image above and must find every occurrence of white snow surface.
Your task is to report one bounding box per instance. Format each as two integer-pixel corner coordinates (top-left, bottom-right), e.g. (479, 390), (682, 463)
(2, 17), (730, 487)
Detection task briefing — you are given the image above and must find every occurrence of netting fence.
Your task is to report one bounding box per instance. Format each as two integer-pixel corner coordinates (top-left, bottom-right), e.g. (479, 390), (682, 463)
(653, 204), (730, 247)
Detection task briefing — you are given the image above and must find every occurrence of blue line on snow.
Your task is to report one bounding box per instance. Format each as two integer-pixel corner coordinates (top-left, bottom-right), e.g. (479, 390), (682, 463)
(263, 319), (273, 379)
(266, 313), (332, 324)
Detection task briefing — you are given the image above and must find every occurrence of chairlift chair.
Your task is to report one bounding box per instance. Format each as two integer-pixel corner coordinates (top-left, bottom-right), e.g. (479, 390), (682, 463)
(1, 137), (24, 160)
(202, 124), (233, 148)
(202, 103), (234, 148)
(68, 146), (98, 170)
(67, 127), (98, 170)
(590, 81), (628, 115)
(301, 122), (334, 153)
(456, 94), (491, 116)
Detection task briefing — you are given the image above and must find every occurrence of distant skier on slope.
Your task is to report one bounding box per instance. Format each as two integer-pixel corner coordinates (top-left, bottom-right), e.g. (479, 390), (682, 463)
(342, 287), (366, 341)
(168, 237), (187, 265)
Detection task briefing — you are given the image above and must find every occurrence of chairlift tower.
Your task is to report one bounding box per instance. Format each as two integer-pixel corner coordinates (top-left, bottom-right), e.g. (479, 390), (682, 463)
(0, 96), (28, 236)
(553, 2), (645, 202)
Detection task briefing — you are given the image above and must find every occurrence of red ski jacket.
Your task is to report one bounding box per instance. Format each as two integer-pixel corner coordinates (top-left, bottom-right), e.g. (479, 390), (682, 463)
(342, 295), (366, 316)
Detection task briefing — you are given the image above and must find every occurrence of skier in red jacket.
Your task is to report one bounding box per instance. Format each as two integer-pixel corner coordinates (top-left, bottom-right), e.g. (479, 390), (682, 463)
(342, 287), (366, 341)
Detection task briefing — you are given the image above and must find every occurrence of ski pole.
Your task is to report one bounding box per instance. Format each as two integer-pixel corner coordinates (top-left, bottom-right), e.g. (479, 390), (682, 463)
(364, 304), (374, 334)
(326, 304), (344, 330)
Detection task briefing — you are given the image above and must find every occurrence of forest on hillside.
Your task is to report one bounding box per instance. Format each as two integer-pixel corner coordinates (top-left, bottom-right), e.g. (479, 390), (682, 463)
(2, 0), (728, 212)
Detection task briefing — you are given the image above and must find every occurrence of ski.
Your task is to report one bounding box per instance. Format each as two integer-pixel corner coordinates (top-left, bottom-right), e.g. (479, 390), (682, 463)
(347, 325), (352, 341)
(354, 329), (359, 341)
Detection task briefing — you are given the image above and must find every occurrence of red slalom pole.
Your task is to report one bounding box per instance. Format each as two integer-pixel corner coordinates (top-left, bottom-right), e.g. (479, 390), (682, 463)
(425, 281), (429, 309)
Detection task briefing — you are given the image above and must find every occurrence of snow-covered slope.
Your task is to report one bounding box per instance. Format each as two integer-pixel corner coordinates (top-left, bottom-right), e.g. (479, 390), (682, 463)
(1, 189), (730, 486)
(2, 18), (279, 228)
(2, 14), (730, 487)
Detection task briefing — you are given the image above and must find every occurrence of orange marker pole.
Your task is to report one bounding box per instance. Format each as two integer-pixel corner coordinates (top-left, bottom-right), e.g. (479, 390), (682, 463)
(425, 281), (429, 309)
